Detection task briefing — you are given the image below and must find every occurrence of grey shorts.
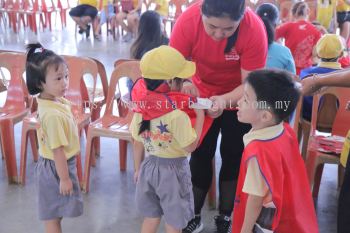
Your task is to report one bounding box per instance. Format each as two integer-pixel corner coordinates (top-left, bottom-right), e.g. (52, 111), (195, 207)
(36, 156), (83, 220)
(135, 155), (194, 230)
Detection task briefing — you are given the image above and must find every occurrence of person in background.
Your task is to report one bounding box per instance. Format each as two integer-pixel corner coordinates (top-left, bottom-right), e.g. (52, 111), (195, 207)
(130, 10), (169, 59)
(116, 0), (143, 42)
(232, 69), (318, 233)
(275, 1), (321, 74)
(94, 0), (117, 40)
(69, 0), (98, 38)
(256, 3), (296, 74)
(25, 43), (83, 233)
(144, 0), (169, 20)
(170, 0), (268, 232)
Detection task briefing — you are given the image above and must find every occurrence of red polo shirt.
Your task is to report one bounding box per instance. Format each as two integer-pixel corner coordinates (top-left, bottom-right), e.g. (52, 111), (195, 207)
(170, 1), (267, 97)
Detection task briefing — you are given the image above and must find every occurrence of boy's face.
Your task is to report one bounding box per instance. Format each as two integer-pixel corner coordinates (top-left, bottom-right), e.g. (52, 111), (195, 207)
(237, 83), (271, 126)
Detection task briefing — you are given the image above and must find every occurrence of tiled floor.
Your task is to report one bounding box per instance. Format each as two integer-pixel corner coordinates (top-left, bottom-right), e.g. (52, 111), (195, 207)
(0, 14), (339, 233)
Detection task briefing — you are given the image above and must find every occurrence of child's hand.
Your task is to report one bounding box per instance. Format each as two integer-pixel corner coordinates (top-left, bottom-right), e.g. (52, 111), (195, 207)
(133, 170), (139, 184)
(60, 178), (73, 196)
(193, 108), (205, 117)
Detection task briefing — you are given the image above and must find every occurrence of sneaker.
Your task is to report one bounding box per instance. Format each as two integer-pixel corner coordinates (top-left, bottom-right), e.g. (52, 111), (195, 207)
(214, 215), (232, 233)
(78, 26), (84, 34)
(85, 24), (91, 38)
(182, 216), (204, 233)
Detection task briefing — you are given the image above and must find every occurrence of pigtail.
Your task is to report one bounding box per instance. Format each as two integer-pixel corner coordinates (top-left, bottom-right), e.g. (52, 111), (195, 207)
(139, 119), (151, 135)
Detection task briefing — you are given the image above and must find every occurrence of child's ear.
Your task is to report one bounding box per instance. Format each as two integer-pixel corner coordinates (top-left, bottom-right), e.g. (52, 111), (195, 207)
(261, 110), (274, 123)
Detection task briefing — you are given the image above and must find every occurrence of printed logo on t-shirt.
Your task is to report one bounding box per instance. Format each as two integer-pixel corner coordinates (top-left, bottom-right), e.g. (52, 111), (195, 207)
(225, 48), (240, 61)
(298, 24), (307, 30)
(140, 120), (173, 153)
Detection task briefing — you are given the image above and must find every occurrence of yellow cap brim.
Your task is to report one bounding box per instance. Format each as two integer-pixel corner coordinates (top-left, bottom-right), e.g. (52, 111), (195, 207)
(175, 61), (196, 79)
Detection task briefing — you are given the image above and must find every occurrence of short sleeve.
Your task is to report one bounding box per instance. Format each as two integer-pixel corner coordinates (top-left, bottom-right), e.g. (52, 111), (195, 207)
(285, 49), (296, 74)
(130, 113), (142, 142)
(240, 19), (268, 71)
(275, 23), (290, 40)
(169, 13), (193, 58)
(43, 115), (68, 150)
(242, 157), (269, 197)
(171, 111), (197, 148)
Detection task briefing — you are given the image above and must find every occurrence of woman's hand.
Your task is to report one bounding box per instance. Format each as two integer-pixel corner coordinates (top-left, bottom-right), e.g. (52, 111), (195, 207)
(60, 178), (73, 196)
(181, 82), (199, 97)
(300, 74), (321, 96)
(207, 95), (225, 118)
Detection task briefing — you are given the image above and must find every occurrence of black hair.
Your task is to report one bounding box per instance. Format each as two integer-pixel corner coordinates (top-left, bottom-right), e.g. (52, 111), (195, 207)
(131, 11), (169, 59)
(292, 1), (308, 18)
(202, 0), (245, 53)
(138, 78), (166, 135)
(245, 69), (300, 123)
(26, 43), (65, 95)
(256, 3), (279, 45)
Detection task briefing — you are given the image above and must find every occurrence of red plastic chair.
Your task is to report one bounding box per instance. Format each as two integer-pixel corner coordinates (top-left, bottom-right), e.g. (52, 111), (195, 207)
(305, 87), (350, 199)
(82, 60), (140, 193)
(54, 0), (69, 28)
(0, 52), (30, 183)
(19, 55), (98, 185)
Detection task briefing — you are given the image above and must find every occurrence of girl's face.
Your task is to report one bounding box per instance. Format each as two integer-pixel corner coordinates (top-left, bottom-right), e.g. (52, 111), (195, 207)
(202, 15), (240, 41)
(40, 63), (68, 100)
(237, 83), (267, 126)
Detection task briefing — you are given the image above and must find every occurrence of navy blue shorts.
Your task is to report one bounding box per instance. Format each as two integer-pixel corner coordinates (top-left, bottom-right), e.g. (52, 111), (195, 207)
(69, 4), (98, 19)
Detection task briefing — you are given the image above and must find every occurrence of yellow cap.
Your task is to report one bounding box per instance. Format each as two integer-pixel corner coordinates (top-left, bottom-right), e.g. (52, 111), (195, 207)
(316, 34), (344, 59)
(140, 45), (196, 80)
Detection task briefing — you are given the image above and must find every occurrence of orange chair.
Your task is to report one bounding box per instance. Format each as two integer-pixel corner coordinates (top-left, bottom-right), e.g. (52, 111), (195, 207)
(0, 52), (30, 183)
(305, 87), (350, 199)
(82, 60), (140, 192)
(19, 55), (98, 185)
(85, 58), (108, 162)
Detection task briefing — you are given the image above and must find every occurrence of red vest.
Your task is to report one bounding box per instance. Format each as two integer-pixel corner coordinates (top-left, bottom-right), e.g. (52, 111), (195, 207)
(232, 123), (319, 233)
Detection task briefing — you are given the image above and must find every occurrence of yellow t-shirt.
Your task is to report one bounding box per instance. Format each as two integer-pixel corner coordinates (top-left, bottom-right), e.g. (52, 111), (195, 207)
(337, 0), (350, 12)
(79, 0), (98, 8)
(340, 130), (350, 167)
(130, 110), (197, 158)
(37, 98), (80, 160)
(317, 0), (335, 29)
(154, 0), (169, 17)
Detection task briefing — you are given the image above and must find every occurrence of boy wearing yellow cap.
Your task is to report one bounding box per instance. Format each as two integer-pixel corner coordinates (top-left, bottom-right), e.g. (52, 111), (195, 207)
(300, 34), (345, 122)
(130, 46), (204, 233)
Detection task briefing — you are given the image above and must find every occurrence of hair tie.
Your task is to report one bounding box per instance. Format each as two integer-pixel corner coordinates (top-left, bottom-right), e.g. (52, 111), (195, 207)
(34, 48), (44, 53)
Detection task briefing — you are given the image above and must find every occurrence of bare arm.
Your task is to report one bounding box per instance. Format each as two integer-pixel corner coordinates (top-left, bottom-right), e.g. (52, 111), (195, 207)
(183, 109), (205, 153)
(53, 147), (73, 196)
(133, 140), (145, 183)
(240, 194), (264, 233)
(301, 69), (350, 95)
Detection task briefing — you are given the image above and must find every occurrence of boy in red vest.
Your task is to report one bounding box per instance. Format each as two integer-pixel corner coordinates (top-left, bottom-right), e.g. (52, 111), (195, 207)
(232, 69), (319, 233)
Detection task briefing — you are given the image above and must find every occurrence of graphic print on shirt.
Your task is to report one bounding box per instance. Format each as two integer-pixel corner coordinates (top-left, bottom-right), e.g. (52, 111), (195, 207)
(225, 48), (240, 61)
(294, 35), (316, 68)
(140, 120), (173, 153)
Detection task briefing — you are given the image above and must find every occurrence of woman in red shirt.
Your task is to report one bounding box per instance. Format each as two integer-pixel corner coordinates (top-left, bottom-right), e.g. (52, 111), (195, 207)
(275, 1), (321, 74)
(170, 0), (267, 232)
